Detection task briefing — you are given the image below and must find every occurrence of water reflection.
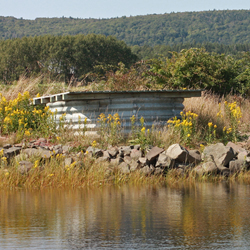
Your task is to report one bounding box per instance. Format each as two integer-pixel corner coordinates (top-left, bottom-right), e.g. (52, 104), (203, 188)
(0, 182), (250, 249)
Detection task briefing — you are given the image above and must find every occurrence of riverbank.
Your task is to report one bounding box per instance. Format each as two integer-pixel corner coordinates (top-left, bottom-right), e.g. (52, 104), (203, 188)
(1, 77), (250, 188)
(1, 136), (250, 189)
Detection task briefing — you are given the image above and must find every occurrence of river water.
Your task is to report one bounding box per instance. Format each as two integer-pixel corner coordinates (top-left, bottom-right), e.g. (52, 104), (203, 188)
(0, 182), (250, 249)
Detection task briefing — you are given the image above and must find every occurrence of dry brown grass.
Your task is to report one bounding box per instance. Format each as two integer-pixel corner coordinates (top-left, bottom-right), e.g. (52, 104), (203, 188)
(2, 155), (250, 189)
(184, 91), (250, 137)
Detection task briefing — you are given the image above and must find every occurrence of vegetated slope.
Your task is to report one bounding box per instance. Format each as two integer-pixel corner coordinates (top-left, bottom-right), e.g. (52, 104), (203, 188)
(1, 9), (250, 46)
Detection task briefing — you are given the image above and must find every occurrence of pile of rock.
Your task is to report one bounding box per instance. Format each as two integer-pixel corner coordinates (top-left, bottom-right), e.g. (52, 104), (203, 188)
(86, 141), (250, 176)
(1, 138), (250, 176)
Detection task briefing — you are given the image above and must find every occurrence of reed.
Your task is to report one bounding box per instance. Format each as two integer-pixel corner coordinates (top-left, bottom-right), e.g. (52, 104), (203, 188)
(2, 157), (250, 189)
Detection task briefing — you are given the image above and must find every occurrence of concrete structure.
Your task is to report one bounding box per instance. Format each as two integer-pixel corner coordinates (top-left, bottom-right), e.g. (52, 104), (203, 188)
(33, 90), (201, 133)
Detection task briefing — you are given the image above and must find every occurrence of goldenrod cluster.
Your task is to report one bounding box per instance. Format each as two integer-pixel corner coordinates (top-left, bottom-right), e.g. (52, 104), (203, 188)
(97, 113), (122, 146)
(0, 92), (50, 136)
(224, 101), (242, 142)
(168, 111), (198, 144)
(226, 101), (242, 121)
(168, 111), (197, 131)
(98, 113), (121, 126)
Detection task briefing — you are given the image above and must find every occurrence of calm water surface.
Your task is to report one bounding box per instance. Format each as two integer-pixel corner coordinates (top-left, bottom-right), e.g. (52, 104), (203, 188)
(0, 182), (250, 249)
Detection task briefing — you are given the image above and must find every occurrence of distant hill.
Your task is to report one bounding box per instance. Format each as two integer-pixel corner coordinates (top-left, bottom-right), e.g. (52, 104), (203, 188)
(1, 9), (250, 46)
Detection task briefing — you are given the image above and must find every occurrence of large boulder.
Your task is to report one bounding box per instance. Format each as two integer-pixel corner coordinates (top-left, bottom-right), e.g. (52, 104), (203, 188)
(130, 160), (140, 172)
(18, 161), (33, 174)
(22, 147), (53, 159)
(188, 150), (202, 165)
(193, 161), (218, 175)
(203, 143), (235, 167)
(166, 144), (189, 163)
(130, 148), (142, 160)
(229, 159), (248, 173)
(4, 146), (21, 161)
(140, 166), (153, 176)
(226, 142), (245, 154)
(118, 162), (130, 174)
(155, 152), (175, 169)
(107, 147), (119, 158)
(86, 146), (103, 158)
(237, 151), (250, 163)
(146, 146), (164, 162)
(202, 161), (218, 174)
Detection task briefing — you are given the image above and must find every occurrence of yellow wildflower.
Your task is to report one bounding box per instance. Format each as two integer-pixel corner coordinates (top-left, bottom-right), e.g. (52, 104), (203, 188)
(92, 140), (97, 148)
(141, 127), (146, 133)
(24, 130), (31, 136)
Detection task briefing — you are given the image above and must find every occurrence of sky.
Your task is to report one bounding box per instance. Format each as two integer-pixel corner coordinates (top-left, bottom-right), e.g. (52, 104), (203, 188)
(0, 0), (249, 20)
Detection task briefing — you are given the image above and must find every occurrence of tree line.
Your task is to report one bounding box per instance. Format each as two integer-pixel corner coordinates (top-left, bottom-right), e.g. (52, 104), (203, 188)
(1, 34), (250, 96)
(0, 34), (137, 83)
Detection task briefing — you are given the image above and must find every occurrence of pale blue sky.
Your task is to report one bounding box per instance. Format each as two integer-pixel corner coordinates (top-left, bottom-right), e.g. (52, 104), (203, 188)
(0, 0), (249, 20)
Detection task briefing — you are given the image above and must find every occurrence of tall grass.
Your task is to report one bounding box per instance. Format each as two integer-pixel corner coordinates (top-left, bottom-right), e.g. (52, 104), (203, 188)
(2, 156), (250, 189)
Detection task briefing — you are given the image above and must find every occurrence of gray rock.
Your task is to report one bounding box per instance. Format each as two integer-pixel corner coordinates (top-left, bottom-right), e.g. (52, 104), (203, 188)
(202, 161), (218, 174)
(108, 147), (119, 158)
(229, 159), (247, 173)
(53, 144), (62, 150)
(4, 146), (21, 160)
(155, 153), (175, 169)
(202, 153), (214, 162)
(203, 143), (235, 167)
(53, 147), (63, 155)
(118, 162), (130, 174)
(133, 145), (141, 150)
(154, 167), (164, 175)
(119, 146), (132, 156)
(166, 144), (189, 163)
(110, 157), (124, 166)
(65, 157), (74, 166)
(130, 160), (140, 172)
(22, 148), (40, 157)
(86, 146), (103, 158)
(226, 142), (245, 154)
(146, 146), (164, 162)
(22, 147), (53, 159)
(193, 165), (204, 176)
(3, 144), (12, 149)
(18, 161), (33, 174)
(124, 156), (133, 164)
(140, 166), (153, 176)
(62, 145), (71, 153)
(176, 163), (191, 171)
(138, 157), (147, 166)
(130, 149), (142, 160)
(237, 151), (250, 163)
(38, 148), (54, 159)
(219, 167), (230, 177)
(103, 150), (110, 158)
(188, 150), (202, 165)
(96, 156), (110, 163)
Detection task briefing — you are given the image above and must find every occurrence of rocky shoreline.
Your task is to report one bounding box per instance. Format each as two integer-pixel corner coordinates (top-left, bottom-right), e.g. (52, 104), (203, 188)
(1, 137), (250, 177)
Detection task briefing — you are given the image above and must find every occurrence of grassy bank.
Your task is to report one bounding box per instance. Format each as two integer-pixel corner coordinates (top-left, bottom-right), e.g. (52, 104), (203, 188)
(1, 156), (250, 189)
(0, 76), (250, 188)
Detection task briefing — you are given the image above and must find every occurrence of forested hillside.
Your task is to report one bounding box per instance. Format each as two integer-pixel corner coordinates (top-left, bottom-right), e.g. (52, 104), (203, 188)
(1, 9), (250, 46)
